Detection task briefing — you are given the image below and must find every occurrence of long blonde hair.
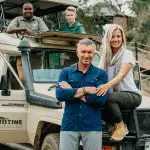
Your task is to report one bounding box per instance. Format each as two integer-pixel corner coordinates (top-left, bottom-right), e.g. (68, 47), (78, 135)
(99, 24), (126, 70)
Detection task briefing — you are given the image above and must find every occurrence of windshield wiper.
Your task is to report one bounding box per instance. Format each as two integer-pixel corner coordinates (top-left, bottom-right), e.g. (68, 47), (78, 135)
(48, 84), (56, 91)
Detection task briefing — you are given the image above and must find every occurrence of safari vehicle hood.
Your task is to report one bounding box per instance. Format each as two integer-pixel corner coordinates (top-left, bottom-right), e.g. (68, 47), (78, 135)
(1, 0), (78, 19)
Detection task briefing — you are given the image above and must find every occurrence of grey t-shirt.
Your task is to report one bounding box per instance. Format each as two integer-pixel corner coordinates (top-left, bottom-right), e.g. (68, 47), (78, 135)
(7, 16), (49, 33)
(108, 50), (141, 94)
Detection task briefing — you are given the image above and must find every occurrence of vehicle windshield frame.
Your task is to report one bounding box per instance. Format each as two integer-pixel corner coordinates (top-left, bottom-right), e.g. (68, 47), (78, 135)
(30, 48), (101, 83)
(30, 48), (78, 83)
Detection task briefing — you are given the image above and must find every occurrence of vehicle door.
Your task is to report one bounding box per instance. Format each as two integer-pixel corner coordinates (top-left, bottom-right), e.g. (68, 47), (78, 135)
(0, 52), (28, 143)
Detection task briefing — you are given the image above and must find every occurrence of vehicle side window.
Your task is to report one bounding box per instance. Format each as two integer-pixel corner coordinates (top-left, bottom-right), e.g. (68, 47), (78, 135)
(30, 50), (78, 83)
(0, 55), (23, 90)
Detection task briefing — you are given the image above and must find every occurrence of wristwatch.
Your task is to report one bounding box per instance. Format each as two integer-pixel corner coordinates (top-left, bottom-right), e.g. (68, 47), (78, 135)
(83, 87), (87, 94)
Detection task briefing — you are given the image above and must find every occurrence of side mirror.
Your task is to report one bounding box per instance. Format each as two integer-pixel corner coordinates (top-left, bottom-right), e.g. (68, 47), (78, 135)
(0, 75), (8, 89)
(0, 75), (10, 96)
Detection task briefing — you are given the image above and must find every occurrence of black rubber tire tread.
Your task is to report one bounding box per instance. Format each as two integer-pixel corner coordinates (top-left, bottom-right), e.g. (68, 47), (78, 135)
(41, 133), (60, 150)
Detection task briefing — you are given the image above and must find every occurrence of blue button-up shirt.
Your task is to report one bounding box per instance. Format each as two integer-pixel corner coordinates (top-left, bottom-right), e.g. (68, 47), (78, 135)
(56, 64), (108, 131)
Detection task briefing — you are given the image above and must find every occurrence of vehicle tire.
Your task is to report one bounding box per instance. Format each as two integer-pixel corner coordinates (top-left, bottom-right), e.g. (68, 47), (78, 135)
(41, 133), (60, 150)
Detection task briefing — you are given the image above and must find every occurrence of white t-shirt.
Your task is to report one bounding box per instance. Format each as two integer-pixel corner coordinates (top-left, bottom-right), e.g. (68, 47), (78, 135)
(108, 50), (140, 94)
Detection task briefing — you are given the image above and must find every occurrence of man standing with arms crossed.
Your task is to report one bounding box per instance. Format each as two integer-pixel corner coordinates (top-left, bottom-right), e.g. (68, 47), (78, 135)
(56, 38), (108, 150)
(7, 2), (49, 81)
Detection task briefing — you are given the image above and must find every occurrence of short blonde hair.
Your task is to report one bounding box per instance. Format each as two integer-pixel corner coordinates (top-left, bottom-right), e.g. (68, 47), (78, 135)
(65, 6), (77, 15)
(66, 6), (76, 13)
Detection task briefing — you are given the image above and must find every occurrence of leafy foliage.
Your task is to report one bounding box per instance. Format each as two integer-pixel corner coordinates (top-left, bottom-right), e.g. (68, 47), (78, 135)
(127, 0), (150, 44)
(77, 2), (117, 35)
(131, 0), (150, 15)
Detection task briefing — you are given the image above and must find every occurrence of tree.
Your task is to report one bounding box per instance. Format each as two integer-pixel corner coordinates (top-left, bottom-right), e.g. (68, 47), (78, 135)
(127, 0), (150, 44)
(131, 0), (150, 16)
(77, 1), (120, 34)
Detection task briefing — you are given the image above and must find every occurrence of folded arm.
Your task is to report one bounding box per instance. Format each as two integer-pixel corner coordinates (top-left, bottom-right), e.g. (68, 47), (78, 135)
(56, 69), (78, 101)
(85, 70), (108, 106)
(7, 27), (32, 35)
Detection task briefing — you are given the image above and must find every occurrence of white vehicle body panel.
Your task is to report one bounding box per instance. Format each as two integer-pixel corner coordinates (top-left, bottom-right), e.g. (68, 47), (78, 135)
(27, 105), (63, 144)
(0, 90), (28, 143)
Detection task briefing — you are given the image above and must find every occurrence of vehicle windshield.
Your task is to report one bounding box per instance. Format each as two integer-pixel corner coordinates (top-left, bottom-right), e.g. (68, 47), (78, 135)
(30, 49), (101, 83)
(30, 49), (78, 83)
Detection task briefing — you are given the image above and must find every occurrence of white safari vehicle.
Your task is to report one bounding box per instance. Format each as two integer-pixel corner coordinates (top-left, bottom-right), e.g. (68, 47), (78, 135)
(0, 0), (150, 150)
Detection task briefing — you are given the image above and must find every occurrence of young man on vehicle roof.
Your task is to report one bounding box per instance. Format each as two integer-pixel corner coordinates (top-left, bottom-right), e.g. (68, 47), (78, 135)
(58, 6), (86, 33)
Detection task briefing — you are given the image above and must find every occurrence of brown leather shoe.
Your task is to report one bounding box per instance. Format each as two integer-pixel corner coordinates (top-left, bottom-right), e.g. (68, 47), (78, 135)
(110, 122), (129, 141)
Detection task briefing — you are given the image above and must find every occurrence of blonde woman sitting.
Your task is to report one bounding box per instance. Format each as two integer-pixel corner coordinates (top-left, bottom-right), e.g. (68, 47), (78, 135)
(96, 24), (141, 141)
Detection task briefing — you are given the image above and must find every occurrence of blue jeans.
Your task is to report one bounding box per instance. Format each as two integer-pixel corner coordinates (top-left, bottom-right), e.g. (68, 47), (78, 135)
(60, 131), (102, 150)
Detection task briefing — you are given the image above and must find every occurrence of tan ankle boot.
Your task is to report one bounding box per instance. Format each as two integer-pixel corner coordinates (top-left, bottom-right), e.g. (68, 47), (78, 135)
(110, 122), (129, 141)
